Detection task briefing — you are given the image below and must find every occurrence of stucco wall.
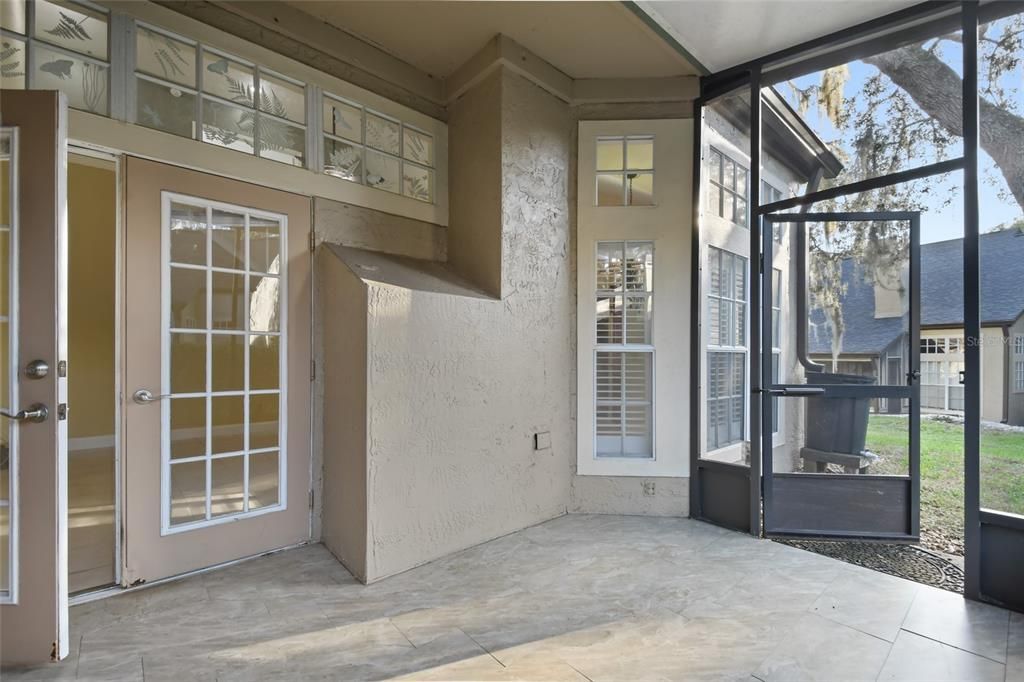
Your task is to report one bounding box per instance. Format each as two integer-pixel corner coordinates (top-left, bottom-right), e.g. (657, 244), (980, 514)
(315, 197), (447, 262)
(317, 67), (575, 582)
(318, 250), (370, 579)
(447, 69), (503, 296)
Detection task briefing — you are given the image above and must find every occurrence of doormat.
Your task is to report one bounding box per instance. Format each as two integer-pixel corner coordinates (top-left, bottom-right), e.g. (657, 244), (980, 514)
(773, 538), (964, 594)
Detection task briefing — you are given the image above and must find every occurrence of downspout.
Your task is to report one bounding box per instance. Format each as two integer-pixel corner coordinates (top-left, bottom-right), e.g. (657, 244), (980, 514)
(795, 167), (826, 373)
(1003, 324), (1010, 423)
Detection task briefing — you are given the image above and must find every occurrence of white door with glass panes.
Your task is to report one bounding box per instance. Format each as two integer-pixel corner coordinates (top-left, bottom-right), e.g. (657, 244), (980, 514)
(122, 157), (311, 584)
(576, 120), (692, 478)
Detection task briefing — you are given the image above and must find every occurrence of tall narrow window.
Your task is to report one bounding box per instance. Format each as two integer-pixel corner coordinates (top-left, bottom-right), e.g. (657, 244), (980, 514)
(707, 148), (748, 227)
(1015, 335), (1024, 393)
(596, 136), (654, 206)
(707, 247), (747, 450)
(595, 241), (654, 458)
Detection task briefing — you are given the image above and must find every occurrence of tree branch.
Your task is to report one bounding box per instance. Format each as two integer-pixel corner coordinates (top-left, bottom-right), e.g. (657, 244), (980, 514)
(864, 44), (1024, 211)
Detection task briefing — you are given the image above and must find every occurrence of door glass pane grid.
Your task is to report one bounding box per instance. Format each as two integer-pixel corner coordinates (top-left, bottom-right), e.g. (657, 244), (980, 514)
(0, 129), (17, 601)
(165, 195), (284, 532)
(134, 22), (307, 167)
(1, 0), (111, 116)
(322, 92), (435, 203)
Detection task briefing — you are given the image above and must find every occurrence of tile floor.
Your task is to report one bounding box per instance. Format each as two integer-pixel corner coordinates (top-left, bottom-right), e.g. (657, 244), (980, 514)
(5, 514), (1022, 681)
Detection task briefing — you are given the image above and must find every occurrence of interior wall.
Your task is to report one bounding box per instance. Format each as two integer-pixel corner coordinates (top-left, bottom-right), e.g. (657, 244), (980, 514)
(67, 156), (117, 594)
(446, 69), (503, 296)
(318, 250), (368, 580)
(361, 68), (573, 581)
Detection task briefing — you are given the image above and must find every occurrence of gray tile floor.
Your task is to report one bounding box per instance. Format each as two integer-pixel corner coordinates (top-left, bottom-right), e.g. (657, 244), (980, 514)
(6, 515), (1023, 681)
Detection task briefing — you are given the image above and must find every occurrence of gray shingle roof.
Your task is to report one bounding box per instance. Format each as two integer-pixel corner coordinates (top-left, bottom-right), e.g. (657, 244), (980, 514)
(808, 228), (1024, 355)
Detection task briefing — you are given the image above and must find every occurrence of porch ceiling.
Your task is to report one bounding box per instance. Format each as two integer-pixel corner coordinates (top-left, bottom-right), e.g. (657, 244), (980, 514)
(283, 1), (700, 80)
(635, 0), (921, 73)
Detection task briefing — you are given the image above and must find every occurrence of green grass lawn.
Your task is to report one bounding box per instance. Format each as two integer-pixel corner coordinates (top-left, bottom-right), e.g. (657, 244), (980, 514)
(866, 415), (1024, 555)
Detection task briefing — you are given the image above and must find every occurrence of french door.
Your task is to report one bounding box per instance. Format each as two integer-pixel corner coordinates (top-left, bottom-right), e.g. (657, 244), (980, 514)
(0, 91), (70, 665)
(123, 157), (311, 584)
(761, 212), (921, 540)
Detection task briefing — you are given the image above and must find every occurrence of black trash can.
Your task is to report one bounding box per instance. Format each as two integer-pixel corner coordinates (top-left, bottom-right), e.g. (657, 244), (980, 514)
(804, 372), (875, 455)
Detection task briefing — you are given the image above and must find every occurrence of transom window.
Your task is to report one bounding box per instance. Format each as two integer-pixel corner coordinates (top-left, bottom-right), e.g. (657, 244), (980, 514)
(596, 136), (654, 206)
(707, 147), (748, 227)
(595, 241), (654, 458)
(920, 336), (964, 354)
(0, 0), (111, 116)
(134, 23), (307, 167)
(163, 194), (286, 532)
(322, 93), (434, 203)
(707, 247), (747, 450)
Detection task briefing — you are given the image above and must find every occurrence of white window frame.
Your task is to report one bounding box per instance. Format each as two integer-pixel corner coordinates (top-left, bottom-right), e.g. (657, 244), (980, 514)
(1015, 334), (1024, 393)
(593, 240), (655, 460)
(707, 146), (749, 228)
(595, 135), (655, 207)
(576, 119), (691, 478)
(706, 246), (748, 452)
(160, 192), (288, 535)
(0, 128), (19, 604)
(2, 0), (448, 225)
(770, 267), (783, 438)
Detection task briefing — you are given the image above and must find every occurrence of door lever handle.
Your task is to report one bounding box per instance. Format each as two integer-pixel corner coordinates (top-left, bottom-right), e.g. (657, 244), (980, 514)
(0, 403), (49, 423)
(132, 389), (170, 404)
(765, 387), (826, 397)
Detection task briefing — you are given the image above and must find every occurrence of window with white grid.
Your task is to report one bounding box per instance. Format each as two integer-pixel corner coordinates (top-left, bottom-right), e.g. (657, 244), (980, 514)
(1016, 335), (1024, 392)
(707, 147), (748, 227)
(133, 22), (307, 167)
(322, 93), (435, 203)
(595, 241), (654, 458)
(707, 247), (747, 450)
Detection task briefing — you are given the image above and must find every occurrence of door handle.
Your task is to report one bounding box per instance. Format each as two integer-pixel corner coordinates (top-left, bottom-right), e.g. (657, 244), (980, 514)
(765, 387), (826, 397)
(0, 403), (49, 423)
(132, 389), (170, 404)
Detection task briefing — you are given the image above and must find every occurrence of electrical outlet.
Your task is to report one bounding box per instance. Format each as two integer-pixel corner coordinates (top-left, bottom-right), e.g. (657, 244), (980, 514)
(534, 431), (551, 451)
(642, 480), (656, 496)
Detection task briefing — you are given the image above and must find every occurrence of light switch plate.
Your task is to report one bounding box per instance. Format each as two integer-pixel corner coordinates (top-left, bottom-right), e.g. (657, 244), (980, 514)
(534, 431), (551, 451)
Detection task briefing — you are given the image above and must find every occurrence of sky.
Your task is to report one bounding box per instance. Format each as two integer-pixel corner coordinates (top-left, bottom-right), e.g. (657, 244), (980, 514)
(780, 29), (1022, 244)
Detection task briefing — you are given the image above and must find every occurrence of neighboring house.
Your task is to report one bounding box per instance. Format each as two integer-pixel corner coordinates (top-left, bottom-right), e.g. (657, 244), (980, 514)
(700, 88), (842, 468)
(808, 228), (1024, 425)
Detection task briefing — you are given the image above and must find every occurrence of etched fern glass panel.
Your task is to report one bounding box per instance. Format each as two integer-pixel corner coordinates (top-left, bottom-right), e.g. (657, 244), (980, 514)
(31, 43), (108, 116)
(0, 37), (26, 90)
(403, 127), (432, 167)
(201, 51), (254, 107)
(202, 98), (255, 154)
(402, 163), (432, 203)
(33, 0), (107, 60)
(259, 72), (304, 124)
(323, 138), (362, 183)
(258, 117), (305, 167)
(136, 25), (195, 87)
(365, 112), (400, 155)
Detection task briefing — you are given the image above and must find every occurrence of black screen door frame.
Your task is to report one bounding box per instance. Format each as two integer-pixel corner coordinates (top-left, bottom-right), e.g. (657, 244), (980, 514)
(760, 211), (921, 540)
